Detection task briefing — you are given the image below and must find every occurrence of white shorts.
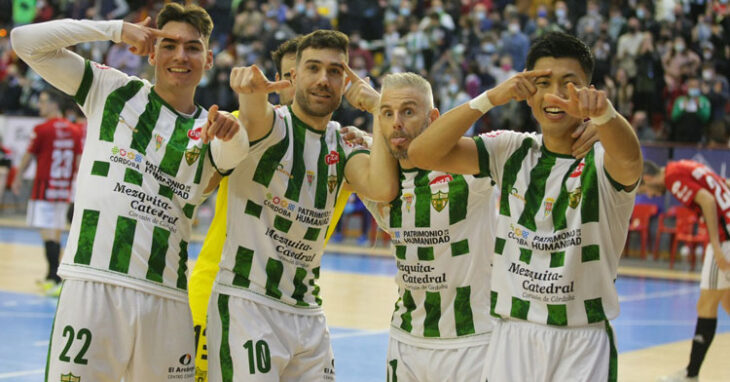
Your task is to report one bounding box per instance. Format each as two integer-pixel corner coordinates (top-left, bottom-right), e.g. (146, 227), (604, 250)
(26, 200), (68, 230)
(700, 241), (730, 290)
(46, 279), (196, 382)
(483, 319), (616, 382)
(386, 337), (489, 382)
(206, 292), (335, 382)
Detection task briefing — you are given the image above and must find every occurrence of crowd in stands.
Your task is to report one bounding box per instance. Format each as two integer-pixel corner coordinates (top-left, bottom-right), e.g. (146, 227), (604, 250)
(2, 0), (730, 168)
(1, 0), (730, 145)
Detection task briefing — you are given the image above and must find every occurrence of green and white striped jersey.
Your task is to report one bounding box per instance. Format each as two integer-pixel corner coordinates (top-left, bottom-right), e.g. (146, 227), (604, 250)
(58, 60), (216, 302)
(214, 106), (368, 312)
(473, 131), (636, 327)
(364, 168), (495, 348)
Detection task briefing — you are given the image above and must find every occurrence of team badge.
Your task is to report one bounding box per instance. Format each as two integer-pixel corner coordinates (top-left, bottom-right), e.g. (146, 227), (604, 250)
(568, 187), (582, 208)
(185, 146), (201, 165)
(154, 134), (164, 151)
(544, 197), (555, 217)
(570, 162), (585, 178)
(325, 150), (340, 165)
(431, 191), (449, 212)
(306, 170), (315, 186)
(327, 175), (337, 193)
(402, 193), (414, 212)
(60, 373), (81, 382)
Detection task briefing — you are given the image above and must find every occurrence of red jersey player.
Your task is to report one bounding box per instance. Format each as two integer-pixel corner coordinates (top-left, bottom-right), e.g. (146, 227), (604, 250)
(640, 159), (730, 382)
(12, 88), (82, 295)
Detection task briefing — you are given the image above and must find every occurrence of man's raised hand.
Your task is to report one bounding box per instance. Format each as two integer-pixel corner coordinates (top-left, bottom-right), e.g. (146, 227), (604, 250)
(487, 69), (552, 106)
(344, 65), (379, 113)
(201, 104), (241, 144)
(121, 17), (180, 56)
(229, 65), (291, 95)
(544, 83), (609, 120)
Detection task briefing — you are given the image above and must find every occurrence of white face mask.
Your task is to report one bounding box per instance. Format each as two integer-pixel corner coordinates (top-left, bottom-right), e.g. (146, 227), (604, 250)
(702, 70), (714, 81)
(508, 23), (520, 33)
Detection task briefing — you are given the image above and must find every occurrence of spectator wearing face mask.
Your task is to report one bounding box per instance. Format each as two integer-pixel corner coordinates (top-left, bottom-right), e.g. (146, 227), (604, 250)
(663, 36), (701, 92)
(498, 17), (529, 71)
(700, 63), (730, 122)
(553, 1), (574, 33)
(617, 17), (644, 78)
(670, 77), (712, 143)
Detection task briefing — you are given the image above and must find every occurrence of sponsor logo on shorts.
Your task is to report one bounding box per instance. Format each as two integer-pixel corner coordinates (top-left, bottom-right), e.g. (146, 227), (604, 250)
(167, 353), (195, 379)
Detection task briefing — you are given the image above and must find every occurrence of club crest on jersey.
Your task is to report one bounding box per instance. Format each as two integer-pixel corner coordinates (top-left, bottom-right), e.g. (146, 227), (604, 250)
(431, 191), (449, 212)
(402, 193), (414, 212)
(154, 134), (164, 151)
(544, 197), (555, 217)
(569, 187), (582, 208)
(276, 163), (294, 179)
(327, 175), (337, 193)
(306, 170), (315, 186)
(188, 126), (203, 140)
(60, 373), (81, 382)
(185, 146), (201, 165)
(510, 187), (525, 202)
(325, 151), (340, 165)
(570, 162), (585, 178)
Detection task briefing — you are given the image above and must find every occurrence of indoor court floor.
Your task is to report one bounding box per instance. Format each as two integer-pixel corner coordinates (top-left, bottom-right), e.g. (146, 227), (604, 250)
(1, 224), (729, 382)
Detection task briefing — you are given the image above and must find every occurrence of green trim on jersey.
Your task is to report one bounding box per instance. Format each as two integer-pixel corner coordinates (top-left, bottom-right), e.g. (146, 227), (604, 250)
(159, 116), (196, 176)
(244, 200), (263, 218)
(74, 209), (100, 265)
(252, 118), (290, 187)
(264, 258), (284, 299)
(414, 170), (431, 227)
(519, 247), (532, 264)
(124, 168), (143, 186)
(310, 267), (322, 306)
(109, 216), (137, 273)
(547, 304), (568, 326)
(423, 291), (441, 337)
(217, 294), (234, 382)
(517, 153), (557, 231)
(580, 150), (599, 224)
(176, 241), (188, 289)
(304, 227), (321, 241)
(490, 291), (499, 318)
(510, 296), (530, 320)
(395, 245), (406, 259)
(450, 239), (469, 256)
(292, 267), (308, 306)
(606, 321), (618, 382)
(582, 245), (600, 262)
(495, 237), (506, 255)
(500, 138), (534, 217)
(284, 117), (307, 202)
(232, 246), (254, 288)
(193, 145), (208, 184)
(551, 159), (583, 231)
(417, 247), (434, 260)
(314, 134), (329, 208)
(584, 297), (607, 323)
(273, 215), (292, 232)
(388, 359), (398, 382)
(158, 185), (174, 199)
(145, 226), (170, 282)
(389, 172), (406, 228)
(454, 286), (475, 335)
(100, 80), (144, 142)
(91, 160), (109, 177)
(550, 251), (565, 267)
(472, 136), (491, 178)
(183, 203), (195, 219)
(149, 88), (202, 119)
(130, 93), (162, 154)
(400, 290), (416, 332)
(448, 175), (468, 224)
(74, 60), (94, 106)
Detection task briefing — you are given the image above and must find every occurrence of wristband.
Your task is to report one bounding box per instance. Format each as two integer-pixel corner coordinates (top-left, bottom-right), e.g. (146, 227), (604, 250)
(469, 91), (494, 114)
(590, 101), (617, 125)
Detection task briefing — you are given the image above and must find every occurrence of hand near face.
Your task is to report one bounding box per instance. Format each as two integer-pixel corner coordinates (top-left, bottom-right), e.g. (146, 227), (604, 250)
(201, 104), (241, 144)
(229, 65), (291, 95)
(340, 125), (373, 149)
(544, 83), (609, 120)
(343, 65), (380, 113)
(121, 17), (180, 56)
(488, 69), (552, 106)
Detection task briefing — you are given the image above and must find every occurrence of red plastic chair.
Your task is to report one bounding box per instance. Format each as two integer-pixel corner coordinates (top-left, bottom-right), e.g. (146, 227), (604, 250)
(625, 203), (658, 258)
(653, 206), (682, 260)
(669, 207), (709, 270)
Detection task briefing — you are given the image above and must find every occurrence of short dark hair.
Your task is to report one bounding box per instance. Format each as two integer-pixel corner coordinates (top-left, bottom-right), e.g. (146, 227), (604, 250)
(643, 160), (661, 176)
(296, 30), (349, 63)
(526, 32), (595, 82)
(271, 36), (302, 75)
(156, 3), (213, 43)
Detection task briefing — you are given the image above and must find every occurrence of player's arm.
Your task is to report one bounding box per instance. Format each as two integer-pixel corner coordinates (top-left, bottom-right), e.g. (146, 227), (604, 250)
(408, 70), (551, 175)
(545, 83), (642, 188)
(10, 152), (33, 195)
(694, 189), (730, 271)
(342, 66), (399, 202)
(11, 17), (178, 96)
(229, 65), (290, 142)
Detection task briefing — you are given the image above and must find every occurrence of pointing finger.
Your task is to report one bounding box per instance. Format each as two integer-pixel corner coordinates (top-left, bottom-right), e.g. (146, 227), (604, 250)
(150, 28), (181, 41)
(543, 93), (570, 108)
(266, 80), (292, 92)
(343, 64), (361, 82)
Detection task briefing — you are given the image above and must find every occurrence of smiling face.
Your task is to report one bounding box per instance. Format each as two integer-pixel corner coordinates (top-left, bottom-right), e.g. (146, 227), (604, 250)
(379, 86), (436, 160)
(527, 56), (589, 135)
(148, 21), (213, 95)
(292, 47), (347, 118)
